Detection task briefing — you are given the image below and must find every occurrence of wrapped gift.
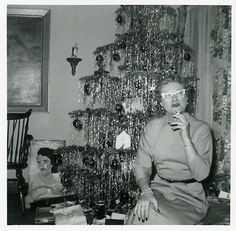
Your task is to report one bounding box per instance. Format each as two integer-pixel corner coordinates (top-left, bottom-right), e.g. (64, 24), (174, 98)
(52, 204), (87, 225)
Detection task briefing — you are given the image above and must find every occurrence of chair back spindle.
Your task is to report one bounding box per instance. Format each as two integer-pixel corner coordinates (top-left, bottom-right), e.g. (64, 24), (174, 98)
(7, 109), (32, 167)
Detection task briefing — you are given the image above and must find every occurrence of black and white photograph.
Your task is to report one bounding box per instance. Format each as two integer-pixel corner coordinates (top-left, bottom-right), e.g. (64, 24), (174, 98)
(0, 0), (234, 229)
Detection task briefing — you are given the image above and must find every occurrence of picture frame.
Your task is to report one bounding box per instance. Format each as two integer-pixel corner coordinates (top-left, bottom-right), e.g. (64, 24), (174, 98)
(7, 8), (51, 112)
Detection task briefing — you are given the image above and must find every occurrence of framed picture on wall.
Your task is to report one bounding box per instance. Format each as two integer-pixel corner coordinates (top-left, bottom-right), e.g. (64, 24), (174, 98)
(7, 8), (51, 112)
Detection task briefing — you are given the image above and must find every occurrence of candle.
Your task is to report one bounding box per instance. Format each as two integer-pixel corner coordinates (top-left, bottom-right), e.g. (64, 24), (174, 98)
(72, 43), (78, 57)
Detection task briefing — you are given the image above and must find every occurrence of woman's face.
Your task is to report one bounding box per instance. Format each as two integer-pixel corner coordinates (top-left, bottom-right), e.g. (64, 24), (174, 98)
(160, 81), (188, 115)
(37, 154), (52, 176)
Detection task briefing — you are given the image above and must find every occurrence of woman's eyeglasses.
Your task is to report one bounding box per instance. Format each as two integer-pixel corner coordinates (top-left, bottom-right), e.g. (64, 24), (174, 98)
(161, 89), (186, 101)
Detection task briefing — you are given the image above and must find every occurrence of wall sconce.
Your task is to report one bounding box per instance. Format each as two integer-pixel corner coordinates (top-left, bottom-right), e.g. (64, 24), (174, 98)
(66, 43), (82, 76)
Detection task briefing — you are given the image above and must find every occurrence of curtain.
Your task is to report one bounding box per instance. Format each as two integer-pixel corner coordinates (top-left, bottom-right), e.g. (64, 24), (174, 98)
(184, 6), (231, 193)
(184, 6), (216, 126)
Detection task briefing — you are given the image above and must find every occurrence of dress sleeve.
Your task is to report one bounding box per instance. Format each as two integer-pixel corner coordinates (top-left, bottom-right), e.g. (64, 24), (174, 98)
(51, 173), (64, 192)
(188, 123), (213, 181)
(135, 121), (154, 182)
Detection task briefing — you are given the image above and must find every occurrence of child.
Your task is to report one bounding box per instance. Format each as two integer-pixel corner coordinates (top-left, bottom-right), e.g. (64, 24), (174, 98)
(25, 147), (63, 208)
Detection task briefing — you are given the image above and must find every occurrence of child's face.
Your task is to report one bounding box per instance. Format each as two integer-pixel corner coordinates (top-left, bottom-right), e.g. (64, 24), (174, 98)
(37, 154), (52, 176)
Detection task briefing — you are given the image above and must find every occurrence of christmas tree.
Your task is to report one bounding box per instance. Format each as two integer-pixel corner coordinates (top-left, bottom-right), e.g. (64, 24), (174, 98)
(59, 5), (198, 214)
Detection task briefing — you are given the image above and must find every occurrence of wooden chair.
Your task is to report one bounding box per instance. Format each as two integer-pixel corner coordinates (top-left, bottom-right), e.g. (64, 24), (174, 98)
(7, 109), (33, 213)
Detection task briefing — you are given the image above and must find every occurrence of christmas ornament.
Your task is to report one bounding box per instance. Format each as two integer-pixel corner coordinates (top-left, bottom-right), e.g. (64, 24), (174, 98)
(83, 156), (96, 168)
(116, 14), (124, 25)
(184, 52), (191, 61)
(120, 190), (130, 205)
(107, 132), (113, 147)
(73, 118), (83, 130)
(65, 5), (201, 214)
(96, 54), (104, 62)
(115, 131), (131, 149)
(112, 53), (121, 62)
(118, 41), (126, 49)
(84, 83), (91, 96)
(115, 103), (124, 113)
(118, 65), (126, 71)
(140, 44), (146, 52)
(119, 115), (128, 127)
(134, 79), (142, 89)
(111, 158), (121, 170)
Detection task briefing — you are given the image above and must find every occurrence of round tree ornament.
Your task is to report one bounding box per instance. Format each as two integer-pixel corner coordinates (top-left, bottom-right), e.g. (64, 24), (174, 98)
(116, 14), (124, 25)
(84, 83), (91, 96)
(73, 118), (83, 130)
(115, 103), (124, 113)
(112, 53), (121, 62)
(96, 54), (104, 62)
(184, 52), (191, 61)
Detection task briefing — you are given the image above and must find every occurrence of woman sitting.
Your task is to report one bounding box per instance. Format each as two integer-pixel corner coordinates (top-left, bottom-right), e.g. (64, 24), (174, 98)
(126, 76), (213, 225)
(25, 147), (64, 209)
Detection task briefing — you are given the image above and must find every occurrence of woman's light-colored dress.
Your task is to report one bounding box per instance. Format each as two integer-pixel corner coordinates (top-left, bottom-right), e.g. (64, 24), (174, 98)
(25, 173), (63, 208)
(127, 113), (212, 225)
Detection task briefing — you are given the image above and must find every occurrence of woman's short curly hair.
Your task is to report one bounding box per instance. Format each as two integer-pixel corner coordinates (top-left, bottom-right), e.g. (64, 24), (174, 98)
(37, 147), (58, 173)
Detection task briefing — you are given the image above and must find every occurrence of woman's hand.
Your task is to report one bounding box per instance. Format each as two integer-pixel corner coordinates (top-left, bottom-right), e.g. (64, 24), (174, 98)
(134, 192), (158, 222)
(170, 113), (191, 142)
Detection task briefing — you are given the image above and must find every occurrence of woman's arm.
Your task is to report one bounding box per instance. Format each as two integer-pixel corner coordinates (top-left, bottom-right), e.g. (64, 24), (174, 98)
(171, 114), (212, 181)
(134, 122), (159, 221)
(183, 124), (212, 181)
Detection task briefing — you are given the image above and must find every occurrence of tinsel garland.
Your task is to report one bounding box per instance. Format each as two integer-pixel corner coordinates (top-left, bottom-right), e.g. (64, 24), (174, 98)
(79, 73), (120, 110)
(93, 32), (192, 77)
(115, 5), (177, 35)
(67, 5), (200, 212)
(54, 145), (138, 213)
(93, 5), (192, 77)
(73, 69), (197, 150)
(69, 108), (149, 150)
(79, 70), (197, 112)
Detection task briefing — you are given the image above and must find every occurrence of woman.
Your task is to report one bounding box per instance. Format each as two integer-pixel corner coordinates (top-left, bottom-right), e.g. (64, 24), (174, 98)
(126, 76), (212, 225)
(25, 147), (64, 208)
